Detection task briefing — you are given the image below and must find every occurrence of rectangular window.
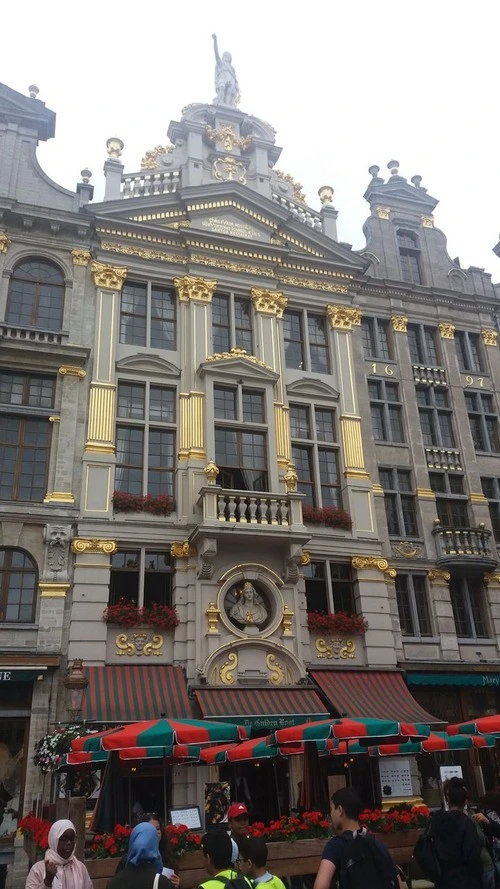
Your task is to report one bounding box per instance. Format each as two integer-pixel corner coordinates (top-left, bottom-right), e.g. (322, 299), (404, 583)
(120, 281), (176, 349)
(379, 468), (418, 537)
(397, 232), (423, 285)
(481, 477), (500, 541)
(115, 382), (176, 496)
(290, 404), (341, 508)
(284, 309), (331, 372)
(361, 318), (391, 360)
(212, 293), (252, 354)
(465, 392), (500, 453)
(450, 577), (488, 638)
(396, 574), (432, 637)
(455, 331), (483, 372)
(368, 380), (404, 442)
(214, 383), (267, 491)
(0, 372), (55, 502)
(429, 472), (469, 527)
(109, 549), (173, 607)
(407, 324), (439, 365)
(304, 561), (355, 614)
(416, 386), (455, 447)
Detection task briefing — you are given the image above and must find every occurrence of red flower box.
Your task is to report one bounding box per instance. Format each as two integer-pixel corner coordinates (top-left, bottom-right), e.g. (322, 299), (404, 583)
(302, 506), (352, 530)
(307, 611), (368, 636)
(112, 491), (175, 516)
(103, 599), (180, 631)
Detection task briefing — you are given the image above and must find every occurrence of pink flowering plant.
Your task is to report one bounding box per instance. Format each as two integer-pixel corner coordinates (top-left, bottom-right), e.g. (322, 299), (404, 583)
(302, 506), (352, 530)
(112, 491), (175, 516)
(103, 598), (179, 631)
(307, 611), (368, 636)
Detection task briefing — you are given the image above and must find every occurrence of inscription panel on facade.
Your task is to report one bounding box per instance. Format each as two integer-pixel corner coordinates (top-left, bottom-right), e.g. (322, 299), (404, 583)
(461, 373), (491, 390)
(194, 214), (266, 241)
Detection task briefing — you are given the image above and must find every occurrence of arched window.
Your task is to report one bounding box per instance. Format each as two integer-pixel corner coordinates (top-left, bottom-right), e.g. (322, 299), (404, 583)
(396, 230), (423, 285)
(0, 548), (37, 622)
(6, 259), (65, 330)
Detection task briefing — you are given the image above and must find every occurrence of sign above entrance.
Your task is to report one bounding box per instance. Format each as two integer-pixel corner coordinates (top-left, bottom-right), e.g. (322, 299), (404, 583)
(408, 673), (500, 687)
(0, 669), (45, 682)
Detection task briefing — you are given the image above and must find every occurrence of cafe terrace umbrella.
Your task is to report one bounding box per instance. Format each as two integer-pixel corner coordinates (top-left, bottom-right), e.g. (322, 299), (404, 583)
(63, 750), (109, 765)
(117, 745), (202, 762)
(199, 738), (307, 764)
(71, 728), (123, 752)
(322, 732), (497, 757)
(270, 717), (431, 746)
(448, 715), (500, 736)
(81, 718), (248, 751)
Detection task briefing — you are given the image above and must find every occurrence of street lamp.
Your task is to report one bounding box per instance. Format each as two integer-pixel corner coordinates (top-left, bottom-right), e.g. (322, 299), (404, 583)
(64, 659), (88, 722)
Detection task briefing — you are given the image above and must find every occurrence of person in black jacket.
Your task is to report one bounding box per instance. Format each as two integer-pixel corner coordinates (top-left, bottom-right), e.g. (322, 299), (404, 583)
(430, 778), (483, 889)
(107, 822), (175, 889)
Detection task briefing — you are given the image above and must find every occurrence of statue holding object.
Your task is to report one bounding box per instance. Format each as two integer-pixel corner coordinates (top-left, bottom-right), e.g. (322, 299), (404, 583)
(212, 33), (240, 107)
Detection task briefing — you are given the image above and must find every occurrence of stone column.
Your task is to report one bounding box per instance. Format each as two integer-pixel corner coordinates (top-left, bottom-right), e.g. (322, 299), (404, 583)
(68, 538), (118, 662)
(327, 305), (376, 538)
(44, 366), (86, 505)
(174, 275), (217, 519)
(427, 569), (460, 660)
(351, 557), (398, 666)
(81, 263), (126, 516)
(250, 289), (290, 473)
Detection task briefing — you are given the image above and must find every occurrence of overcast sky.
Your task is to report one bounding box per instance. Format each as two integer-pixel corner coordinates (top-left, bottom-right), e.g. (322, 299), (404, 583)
(3, 1), (500, 280)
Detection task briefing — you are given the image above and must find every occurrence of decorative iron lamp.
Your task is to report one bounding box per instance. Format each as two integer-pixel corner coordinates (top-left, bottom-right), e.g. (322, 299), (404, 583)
(64, 658), (88, 721)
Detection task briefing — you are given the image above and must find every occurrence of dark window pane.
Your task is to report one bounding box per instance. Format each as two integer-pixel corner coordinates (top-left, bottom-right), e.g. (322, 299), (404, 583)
(109, 551), (140, 606)
(330, 564), (355, 613)
(214, 386), (236, 420)
(395, 575), (414, 636)
(283, 311), (304, 369)
(371, 404), (385, 439)
(401, 496), (418, 536)
(290, 406), (310, 439)
(115, 427), (144, 493)
(7, 260), (64, 330)
(308, 314), (329, 373)
(212, 294), (230, 353)
(424, 328), (438, 364)
(120, 282), (147, 345)
(242, 390), (264, 423)
(304, 562), (328, 612)
(149, 387), (175, 423)
(316, 409), (335, 441)
(413, 576), (432, 636)
(235, 298), (252, 353)
(292, 444), (315, 506)
(148, 430), (175, 496)
(384, 492), (400, 535)
(143, 552), (173, 608)
(0, 548), (37, 623)
(151, 286), (176, 350)
(318, 449), (340, 508)
(117, 383), (145, 420)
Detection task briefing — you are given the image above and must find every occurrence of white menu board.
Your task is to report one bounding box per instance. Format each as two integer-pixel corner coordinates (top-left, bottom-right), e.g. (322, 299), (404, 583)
(379, 758), (413, 798)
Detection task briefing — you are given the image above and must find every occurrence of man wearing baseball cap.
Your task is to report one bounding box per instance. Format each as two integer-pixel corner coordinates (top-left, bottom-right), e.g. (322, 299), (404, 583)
(227, 803), (249, 865)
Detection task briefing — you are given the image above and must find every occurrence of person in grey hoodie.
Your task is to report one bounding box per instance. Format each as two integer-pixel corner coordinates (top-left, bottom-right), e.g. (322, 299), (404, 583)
(430, 777), (483, 889)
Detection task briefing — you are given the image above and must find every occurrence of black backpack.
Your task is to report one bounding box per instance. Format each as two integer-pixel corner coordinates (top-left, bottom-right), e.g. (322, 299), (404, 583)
(338, 829), (399, 889)
(214, 874), (252, 889)
(413, 820), (442, 883)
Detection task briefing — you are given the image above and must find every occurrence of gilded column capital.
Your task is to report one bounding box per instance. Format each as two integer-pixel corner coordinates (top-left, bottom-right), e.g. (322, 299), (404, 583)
(39, 582), (70, 598)
(439, 323), (455, 340)
(484, 572), (500, 585)
(352, 556), (396, 578)
(421, 215), (434, 228)
(376, 207), (391, 220)
(427, 569), (451, 583)
(59, 366), (86, 379)
(71, 249), (91, 266)
(0, 233), (12, 254)
(481, 328), (498, 347)
(326, 305), (362, 330)
(71, 538), (117, 554)
(391, 315), (408, 333)
(170, 541), (196, 559)
(174, 275), (217, 303)
(91, 261), (127, 291)
(250, 289), (288, 318)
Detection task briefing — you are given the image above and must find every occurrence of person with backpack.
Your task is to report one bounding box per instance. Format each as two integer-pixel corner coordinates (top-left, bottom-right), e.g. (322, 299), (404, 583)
(415, 777), (483, 889)
(198, 832), (252, 889)
(313, 787), (399, 889)
(236, 837), (286, 889)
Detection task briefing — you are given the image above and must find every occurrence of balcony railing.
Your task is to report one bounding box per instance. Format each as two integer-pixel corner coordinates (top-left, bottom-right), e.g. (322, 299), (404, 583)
(0, 324), (66, 345)
(196, 485), (306, 533)
(425, 447), (462, 471)
(433, 522), (498, 574)
(271, 193), (323, 230)
(412, 365), (447, 386)
(121, 170), (180, 199)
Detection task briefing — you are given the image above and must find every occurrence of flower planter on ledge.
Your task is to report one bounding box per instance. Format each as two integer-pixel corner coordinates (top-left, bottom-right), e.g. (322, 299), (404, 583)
(85, 833), (424, 889)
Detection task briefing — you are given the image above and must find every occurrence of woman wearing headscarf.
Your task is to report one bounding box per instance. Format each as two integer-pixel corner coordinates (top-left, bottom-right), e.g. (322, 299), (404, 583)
(107, 823), (174, 889)
(25, 819), (92, 889)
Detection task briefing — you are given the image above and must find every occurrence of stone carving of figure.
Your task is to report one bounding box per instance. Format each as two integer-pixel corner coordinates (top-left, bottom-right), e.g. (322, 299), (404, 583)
(212, 33), (240, 107)
(45, 525), (70, 574)
(229, 581), (267, 627)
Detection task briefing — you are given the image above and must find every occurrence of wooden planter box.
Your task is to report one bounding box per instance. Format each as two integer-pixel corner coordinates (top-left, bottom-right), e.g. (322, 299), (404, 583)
(84, 831), (424, 889)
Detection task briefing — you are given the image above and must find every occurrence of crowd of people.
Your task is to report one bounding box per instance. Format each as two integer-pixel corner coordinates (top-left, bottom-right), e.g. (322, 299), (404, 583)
(22, 783), (500, 889)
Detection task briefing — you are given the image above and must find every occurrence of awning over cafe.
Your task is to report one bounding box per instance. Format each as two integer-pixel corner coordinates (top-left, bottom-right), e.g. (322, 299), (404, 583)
(309, 669), (441, 723)
(82, 665), (191, 722)
(194, 686), (329, 730)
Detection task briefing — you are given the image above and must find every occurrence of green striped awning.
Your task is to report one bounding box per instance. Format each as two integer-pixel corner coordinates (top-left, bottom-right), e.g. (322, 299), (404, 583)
(194, 686), (329, 730)
(82, 665), (191, 722)
(309, 670), (441, 723)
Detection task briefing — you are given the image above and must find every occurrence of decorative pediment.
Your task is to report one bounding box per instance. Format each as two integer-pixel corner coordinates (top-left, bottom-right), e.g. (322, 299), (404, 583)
(286, 378), (340, 401)
(198, 350), (279, 383)
(116, 354), (180, 378)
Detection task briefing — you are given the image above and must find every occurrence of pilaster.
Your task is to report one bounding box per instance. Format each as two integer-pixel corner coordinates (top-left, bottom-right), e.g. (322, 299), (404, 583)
(68, 538), (118, 662)
(44, 367), (86, 504)
(82, 263), (126, 516)
(251, 289), (290, 470)
(427, 569), (460, 660)
(327, 305), (376, 537)
(351, 557), (397, 666)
